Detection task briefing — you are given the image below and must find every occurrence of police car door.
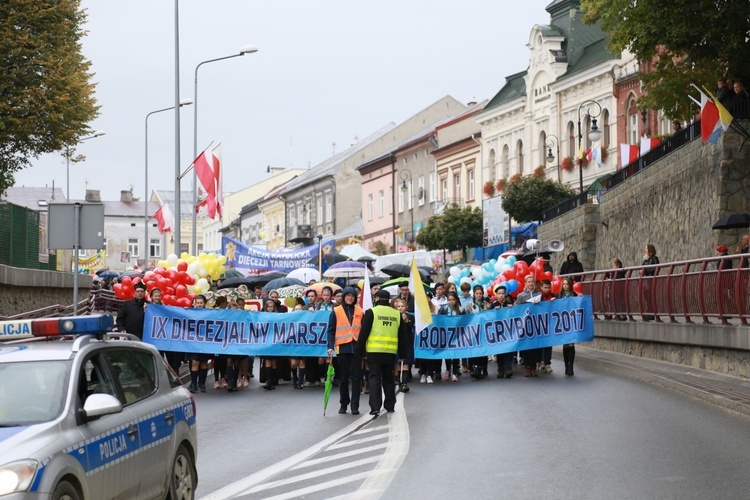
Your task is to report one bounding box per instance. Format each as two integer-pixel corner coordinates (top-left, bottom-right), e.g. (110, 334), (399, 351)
(101, 348), (173, 499)
(75, 354), (141, 499)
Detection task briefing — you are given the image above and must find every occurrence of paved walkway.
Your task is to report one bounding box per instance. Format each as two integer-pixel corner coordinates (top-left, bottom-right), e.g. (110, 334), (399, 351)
(573, 346), (750, 419)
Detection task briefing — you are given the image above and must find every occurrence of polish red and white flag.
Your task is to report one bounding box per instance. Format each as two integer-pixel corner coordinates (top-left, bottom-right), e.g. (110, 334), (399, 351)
(154, 204), (174, 234)
(194, 144), (223, 219)
(619, 144), (639, 167)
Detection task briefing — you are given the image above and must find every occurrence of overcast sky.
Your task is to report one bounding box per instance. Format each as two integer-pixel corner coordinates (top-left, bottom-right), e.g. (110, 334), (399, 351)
(15, 0), (552, 203)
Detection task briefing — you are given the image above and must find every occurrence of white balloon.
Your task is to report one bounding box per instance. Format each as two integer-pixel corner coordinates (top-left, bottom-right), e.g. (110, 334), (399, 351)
(460, 277), (472, 285)
(449, 266), (461, 277)
(187, 262), (200, 275)
(196, 278), (209, 292)
(166, 253), (178, 266)
(500, 264), (512, 272)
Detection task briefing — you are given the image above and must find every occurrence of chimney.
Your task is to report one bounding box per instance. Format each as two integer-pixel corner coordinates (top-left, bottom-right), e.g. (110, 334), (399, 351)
(85, 189), (101, 202)
(120, 190), (133, 202)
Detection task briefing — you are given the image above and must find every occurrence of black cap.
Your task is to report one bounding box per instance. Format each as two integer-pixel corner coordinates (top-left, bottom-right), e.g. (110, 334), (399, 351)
(134, 282), (147, 291)
(376, 289), (391, 300)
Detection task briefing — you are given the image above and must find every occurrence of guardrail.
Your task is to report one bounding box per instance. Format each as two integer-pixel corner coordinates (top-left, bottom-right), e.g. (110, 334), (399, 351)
(570, 254), (750, 325)
(0, 294), (97, 321)
(541, 192), (590, 222)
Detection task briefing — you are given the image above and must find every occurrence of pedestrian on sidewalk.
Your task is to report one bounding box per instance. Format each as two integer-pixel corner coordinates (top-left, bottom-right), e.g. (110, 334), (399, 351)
(557, 277), (578, 376)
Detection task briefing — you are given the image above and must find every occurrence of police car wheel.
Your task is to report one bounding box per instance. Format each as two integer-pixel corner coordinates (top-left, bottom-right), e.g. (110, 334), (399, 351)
(52, 480), (81, 500)
(169, 444), (196, 500)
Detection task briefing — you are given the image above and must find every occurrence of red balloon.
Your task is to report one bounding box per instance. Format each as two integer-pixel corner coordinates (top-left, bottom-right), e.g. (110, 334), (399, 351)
(132, 277), (141, 285)
(143, 271), (155, 281)
(113, 283), (124, 298)
(502, 269), (516, 281)
(176, 297), (191, 308)
(165, 286), (175, 296)
(177, 261), (188, 272)
(183, 274), (196, 286)
(543, 271), (553, 281)
(175, 284), (187, 298)
(155, 267), (167, 277)
(187, 293), (196, 302)
(121, 276), (132, 287)
(177, 271), (191, 285)
(551, 279), (562, 295)
(573, 281), (583, 294)
(146, 280), (157, 291)
(167, 269), (178, 282)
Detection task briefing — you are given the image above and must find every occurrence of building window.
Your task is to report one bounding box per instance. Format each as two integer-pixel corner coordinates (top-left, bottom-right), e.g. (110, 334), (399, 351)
(149, 238), (161, 258)
(602, 109), (611, 149)
(325, 193), (333, 222)
(429, 173), (436, 202)
(516, 140), (524, 176)
(316, 194), (323, 225)
(488, 149), (496, 181)
(468, 169), (475, 201)
(128, 238), (139, 258)
(418, 176), (425, 206)
(368, 194), (373, 221)
(453, 173), (460, 200)
(441, 177), (447, 201)
(568, 121), (576, 158)
(378, 190), (384, 217)
(627, 96), (639, 144)
(297, 203), (303, 225)
(180, 243), (189, 254)
(502, 145), (510, 178)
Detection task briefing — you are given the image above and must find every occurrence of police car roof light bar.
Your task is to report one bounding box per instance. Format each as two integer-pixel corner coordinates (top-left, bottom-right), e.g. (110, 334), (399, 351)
(0, 315), (115, 342)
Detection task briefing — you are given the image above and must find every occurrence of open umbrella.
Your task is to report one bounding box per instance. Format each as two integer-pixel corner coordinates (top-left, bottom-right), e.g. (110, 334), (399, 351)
(303, 282), (342, 295)
(218, 272), (287, 290)
(323, 357), (335, 416)
(381, 263), (431, 281)
(712, 213), (750, 230)
(275, 284), (305, 299)
(262, 277), (305, 292)
(98, 270), (118, 280)
(119, 269), (143, 278)
(381, 276), (431, 293)
(339, 243), (377, 262)
(308, 253), (349, 266)
(323, 261), (369, 278)
(222, 268), (245, 279)
(368, 276), (388, 286)
(286, 267), (320, 283)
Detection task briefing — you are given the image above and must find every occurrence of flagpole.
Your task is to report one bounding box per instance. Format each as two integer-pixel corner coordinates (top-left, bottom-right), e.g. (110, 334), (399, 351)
(318, 234), (323, 281)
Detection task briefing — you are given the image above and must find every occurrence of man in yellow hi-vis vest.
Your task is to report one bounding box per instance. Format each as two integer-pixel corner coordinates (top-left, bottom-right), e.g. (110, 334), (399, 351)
(357, 289), (409, 415)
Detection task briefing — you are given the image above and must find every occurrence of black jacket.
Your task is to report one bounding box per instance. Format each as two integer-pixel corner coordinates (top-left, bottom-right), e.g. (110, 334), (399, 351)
(115, 298), (146, 339)
(560, 252), (584, 279)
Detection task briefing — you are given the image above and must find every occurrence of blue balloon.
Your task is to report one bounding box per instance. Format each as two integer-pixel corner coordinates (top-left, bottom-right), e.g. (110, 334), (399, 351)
(460, 268), (471, 279)
(505, 279), (519, 293)
(506, 256), (517, 266)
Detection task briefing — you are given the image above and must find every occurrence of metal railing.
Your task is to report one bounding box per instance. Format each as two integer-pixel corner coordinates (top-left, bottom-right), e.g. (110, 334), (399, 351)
(541, 192), (590, 222)
(541, 121), (701, 222)
(570, 254), (750, 325)
(0, 294), (97, 321)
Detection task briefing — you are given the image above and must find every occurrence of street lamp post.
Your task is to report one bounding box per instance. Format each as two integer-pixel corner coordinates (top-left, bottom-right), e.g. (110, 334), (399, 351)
(145, 99), (193, 270)
(576, 100), (603, 194)
(191, 45), (259, 255)
(400, 168), (413, 246)
(545, 134), (561, 183)
(66, 131), (105, 200)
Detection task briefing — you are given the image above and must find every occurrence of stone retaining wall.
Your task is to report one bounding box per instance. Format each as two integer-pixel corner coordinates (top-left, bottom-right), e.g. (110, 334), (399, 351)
(0, 264), (92, 316)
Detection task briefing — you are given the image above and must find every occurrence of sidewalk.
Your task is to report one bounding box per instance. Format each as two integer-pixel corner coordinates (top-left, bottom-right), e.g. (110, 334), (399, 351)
(570, 346), (750, 419)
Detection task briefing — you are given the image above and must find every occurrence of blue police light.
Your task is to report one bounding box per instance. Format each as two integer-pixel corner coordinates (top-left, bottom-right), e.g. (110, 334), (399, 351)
(0, 315), (114, 341)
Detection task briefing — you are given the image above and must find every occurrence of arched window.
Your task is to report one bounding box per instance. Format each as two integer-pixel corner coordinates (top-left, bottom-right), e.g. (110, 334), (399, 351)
(567, 121), (576, 158)
(516, 140), (524, 176)
(502, 145), (510, 178)
(539, 131), (547, 167)
(602, 109), (610, 149)
(627, 95), (639, 144)
(488, 149), (496, 181)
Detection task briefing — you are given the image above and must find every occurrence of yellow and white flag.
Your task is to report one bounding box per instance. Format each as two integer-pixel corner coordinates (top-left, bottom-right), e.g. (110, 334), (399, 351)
(409, 256), (432, 334)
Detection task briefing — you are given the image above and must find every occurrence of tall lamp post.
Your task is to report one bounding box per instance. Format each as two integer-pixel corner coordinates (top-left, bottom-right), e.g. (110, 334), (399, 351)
(66, 131), (105, 200)
(400, 168), (413, 245)
(146, 99), (193, 268)
(576, 100), (602, 194)
(545, 134), (561, 183)
(192, 45), (259, 255)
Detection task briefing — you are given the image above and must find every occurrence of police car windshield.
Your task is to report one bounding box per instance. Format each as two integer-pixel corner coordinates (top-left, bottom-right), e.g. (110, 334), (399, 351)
(0, 361), (69, 426)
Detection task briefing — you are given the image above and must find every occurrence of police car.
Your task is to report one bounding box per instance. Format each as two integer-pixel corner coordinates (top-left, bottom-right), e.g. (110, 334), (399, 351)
(0, 315), (198, 499)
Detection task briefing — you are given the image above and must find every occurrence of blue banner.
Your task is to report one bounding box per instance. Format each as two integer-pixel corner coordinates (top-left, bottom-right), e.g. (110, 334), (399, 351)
(143, 297), (594, 358)
(144, 305), (330, 357)
(413, 296), (594, 359)
(221, 236), (335, 273)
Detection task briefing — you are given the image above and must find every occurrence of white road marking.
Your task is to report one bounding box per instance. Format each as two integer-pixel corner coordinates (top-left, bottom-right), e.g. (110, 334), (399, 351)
(291, 443), (389, 470)
(200, 392), (410, 500)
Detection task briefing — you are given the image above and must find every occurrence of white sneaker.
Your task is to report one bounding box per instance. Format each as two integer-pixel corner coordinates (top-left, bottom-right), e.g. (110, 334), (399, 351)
(451, 374), (458, 382)
(545, 364), (553, 373)
(426, 375), (434, 384)
(420, 374), (427, 384)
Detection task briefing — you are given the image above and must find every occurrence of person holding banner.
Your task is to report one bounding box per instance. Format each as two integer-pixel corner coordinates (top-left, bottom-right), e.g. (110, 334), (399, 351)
(309, 286), (336, 388)
(357, 289), (409, 415)
(186, 295), (210, 392)
(327, 287), (364, 415)
(262, 299), (282, 390)
(516, 275), (542, 377)
(557, 277), (579, 376)
(490, 285), (515, 378)
(392, 297), (413, 392)
(438, 292), (464, 382)
(465, 285), (492, 379)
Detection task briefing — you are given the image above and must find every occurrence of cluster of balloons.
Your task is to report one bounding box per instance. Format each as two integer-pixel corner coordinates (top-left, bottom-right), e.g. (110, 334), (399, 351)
(113, 252), (228, 308)
(447, 255), (582, 299)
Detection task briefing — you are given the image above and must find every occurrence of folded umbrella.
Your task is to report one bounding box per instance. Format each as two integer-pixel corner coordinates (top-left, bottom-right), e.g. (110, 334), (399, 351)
(323, 357), (335, 416)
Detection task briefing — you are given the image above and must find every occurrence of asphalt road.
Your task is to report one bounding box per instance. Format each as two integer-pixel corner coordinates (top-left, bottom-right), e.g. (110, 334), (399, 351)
(193, 358), (750, 499)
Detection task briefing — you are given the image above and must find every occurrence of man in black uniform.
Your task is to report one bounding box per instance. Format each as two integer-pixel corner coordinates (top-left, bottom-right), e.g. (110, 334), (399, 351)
(115, 282), (147, 339)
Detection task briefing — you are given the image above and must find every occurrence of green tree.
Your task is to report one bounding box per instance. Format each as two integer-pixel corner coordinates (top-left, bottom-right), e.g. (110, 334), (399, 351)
(416, 204), (483, 255)
(0, 0), (99, 195)
(501, 176), (576, 223)
(581, 0), (750, 121)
